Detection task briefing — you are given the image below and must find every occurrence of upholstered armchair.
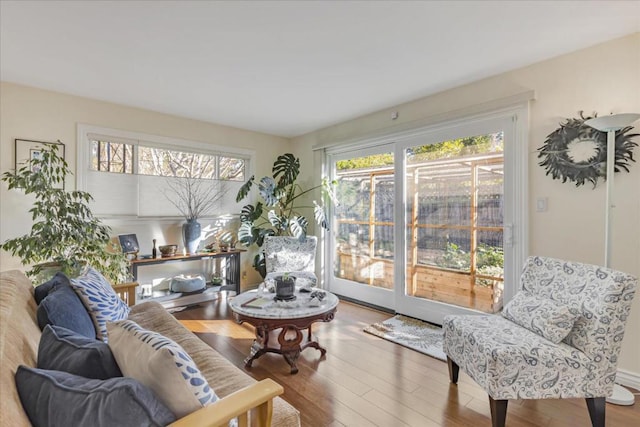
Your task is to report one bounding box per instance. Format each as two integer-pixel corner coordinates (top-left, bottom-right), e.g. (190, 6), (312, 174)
(443, 256), (637, 427)
(264, 236), (318, 287)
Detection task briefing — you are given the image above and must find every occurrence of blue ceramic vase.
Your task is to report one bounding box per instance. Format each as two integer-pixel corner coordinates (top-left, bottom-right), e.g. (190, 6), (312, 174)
(182, 219), (201, 255)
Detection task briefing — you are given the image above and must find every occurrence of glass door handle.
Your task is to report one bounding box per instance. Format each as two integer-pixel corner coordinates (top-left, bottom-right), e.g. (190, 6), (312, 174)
(504, 223), (514, 247)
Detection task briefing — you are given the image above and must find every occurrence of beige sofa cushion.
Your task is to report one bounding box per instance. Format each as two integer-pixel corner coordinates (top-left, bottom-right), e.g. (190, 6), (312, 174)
(0, 270), (42, 427)
(129, 301), (301, 427)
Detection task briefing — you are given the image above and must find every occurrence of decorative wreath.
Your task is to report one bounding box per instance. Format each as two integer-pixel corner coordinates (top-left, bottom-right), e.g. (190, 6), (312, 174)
(537, 112), (638, 187)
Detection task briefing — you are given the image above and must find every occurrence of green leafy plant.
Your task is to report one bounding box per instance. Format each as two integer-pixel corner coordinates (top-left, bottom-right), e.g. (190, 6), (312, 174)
(1, 143), (129, 284)
(236, 153), (337, 277)
(436, 242), (504, 281)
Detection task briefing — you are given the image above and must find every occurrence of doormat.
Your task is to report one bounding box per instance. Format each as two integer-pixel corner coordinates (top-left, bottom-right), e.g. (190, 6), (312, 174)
(363, 314), (446, 361)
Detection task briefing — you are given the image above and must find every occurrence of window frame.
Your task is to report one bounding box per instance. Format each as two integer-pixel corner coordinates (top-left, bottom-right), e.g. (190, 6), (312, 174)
(77, 124), (255, 219)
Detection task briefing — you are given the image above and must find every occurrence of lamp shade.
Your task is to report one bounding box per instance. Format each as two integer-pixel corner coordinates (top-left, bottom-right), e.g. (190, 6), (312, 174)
(584, 113), (640, 131)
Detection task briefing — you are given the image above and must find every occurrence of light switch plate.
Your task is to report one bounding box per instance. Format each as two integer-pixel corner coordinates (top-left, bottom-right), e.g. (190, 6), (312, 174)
(536, 197), (548, 212)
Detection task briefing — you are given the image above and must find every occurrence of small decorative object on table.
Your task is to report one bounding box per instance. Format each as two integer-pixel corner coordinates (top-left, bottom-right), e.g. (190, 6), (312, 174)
(211, 275), (223, 286)
(308, 290), (327, 307)
(151, 239), (157, 259)
(274, 273), (296, 301)
(118, 234), (140, 260)
(158, 244), (178, 257)
(203, 242), (217, 253)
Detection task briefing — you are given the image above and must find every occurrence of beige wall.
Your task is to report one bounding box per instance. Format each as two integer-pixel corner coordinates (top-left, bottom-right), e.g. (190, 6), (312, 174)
(0, 82), (289, 288)
(292, 34), (640, 380)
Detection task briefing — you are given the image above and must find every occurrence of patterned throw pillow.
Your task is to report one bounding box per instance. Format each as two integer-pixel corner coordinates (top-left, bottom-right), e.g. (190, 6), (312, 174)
(107, 320), (218, 418)
(69, 267), (130, 342)
(501, 291), (578, 343)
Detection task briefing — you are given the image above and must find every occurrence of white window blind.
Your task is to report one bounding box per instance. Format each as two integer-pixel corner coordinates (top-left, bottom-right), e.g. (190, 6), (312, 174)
(78, 125), (252, 219)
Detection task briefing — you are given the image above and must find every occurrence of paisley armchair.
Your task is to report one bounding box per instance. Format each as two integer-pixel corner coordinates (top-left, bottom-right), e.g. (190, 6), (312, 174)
(443, 256), (637, 427)
(263, 236), (317, 288)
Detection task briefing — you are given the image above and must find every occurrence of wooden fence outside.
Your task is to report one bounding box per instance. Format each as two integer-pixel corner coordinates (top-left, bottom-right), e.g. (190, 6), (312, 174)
(336, 251), (503, 313)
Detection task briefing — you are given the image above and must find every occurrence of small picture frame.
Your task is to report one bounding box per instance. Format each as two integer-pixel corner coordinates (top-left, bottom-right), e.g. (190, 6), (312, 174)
(118, 234), (140, 259)
(14, 139), (66, 189)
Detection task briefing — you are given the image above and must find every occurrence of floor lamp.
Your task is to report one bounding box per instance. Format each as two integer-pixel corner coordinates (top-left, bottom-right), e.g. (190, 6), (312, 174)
(584, 112), (640, 406)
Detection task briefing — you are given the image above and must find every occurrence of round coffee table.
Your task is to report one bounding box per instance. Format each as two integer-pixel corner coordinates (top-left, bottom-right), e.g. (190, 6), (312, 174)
(229, 287), (338, 374)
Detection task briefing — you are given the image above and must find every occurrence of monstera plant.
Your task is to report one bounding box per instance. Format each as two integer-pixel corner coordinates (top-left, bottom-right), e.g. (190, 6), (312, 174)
(236, 153), (336, 277)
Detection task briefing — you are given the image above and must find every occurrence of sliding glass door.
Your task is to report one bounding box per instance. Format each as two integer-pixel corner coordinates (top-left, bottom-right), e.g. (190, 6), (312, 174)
(397, 126), (507, 323)
(326, 109), (527, 321)
(328, 146), (396, 309)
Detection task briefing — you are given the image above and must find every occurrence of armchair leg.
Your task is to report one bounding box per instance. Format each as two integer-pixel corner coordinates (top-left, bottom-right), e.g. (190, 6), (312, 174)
(447, 356), (459, 384)
(585, 397), (605, 427)
(489, 396), (508, 427)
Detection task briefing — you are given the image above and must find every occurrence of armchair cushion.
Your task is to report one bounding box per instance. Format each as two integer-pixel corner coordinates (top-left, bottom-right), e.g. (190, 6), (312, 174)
(501, 291), (578, 343)
(15, 366), (176, 427)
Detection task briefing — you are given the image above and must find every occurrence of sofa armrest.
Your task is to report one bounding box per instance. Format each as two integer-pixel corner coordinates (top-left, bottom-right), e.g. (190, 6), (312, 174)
(111, 281), (138, 306)
(169, 378), (284, 427)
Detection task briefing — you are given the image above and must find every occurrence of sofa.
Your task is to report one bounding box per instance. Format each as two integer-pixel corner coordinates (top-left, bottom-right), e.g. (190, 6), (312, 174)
(0, 269), (301, 427)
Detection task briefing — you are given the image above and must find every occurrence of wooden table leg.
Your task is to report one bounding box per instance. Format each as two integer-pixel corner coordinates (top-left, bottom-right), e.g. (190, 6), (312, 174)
(278, 325), (304, 374)
(245, 325), (270, 368)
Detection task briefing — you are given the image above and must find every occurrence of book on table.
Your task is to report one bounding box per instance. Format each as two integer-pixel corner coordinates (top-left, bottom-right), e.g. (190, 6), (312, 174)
(241, 297), (272, 309)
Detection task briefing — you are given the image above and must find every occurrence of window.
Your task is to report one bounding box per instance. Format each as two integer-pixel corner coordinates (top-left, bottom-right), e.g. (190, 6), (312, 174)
(91, 139), (134, 173)
(78, 125), (253, 218)
(89, 138), (245, 181)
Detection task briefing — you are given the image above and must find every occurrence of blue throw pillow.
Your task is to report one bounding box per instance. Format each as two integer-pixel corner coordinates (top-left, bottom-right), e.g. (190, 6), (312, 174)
(34, 272), (69, 304)
(36, 274), (96, 339)
(15, 366), (176, 427)
(38, 325), (122, 379)
(70, 267), (130, 342)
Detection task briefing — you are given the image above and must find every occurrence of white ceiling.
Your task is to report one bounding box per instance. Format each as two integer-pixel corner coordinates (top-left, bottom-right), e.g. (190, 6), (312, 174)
(1, 1), (639, 138)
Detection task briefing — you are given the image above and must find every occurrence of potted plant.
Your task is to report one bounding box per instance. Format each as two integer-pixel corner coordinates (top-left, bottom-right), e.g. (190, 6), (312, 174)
(236, 153), (337, 277)
(1, 143), (129, 284)
(163, 175), (229, 255)
(274, 272), (296, 301)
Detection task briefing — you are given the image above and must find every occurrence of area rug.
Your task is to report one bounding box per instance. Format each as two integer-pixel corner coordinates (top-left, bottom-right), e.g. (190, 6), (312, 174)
(363, 314), (446, 361)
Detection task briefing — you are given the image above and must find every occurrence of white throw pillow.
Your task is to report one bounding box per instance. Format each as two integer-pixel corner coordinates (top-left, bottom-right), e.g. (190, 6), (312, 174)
(107, 320), (218, 418)
(501, 291), (578, 343)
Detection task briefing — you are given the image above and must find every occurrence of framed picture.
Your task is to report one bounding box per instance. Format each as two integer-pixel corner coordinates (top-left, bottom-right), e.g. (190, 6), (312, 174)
(118, 234), (140, 258)
(14, 139), (66, 189)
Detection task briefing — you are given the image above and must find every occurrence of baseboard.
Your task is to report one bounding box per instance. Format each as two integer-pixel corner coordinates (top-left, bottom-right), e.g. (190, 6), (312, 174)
(616, 368), (640, 391)
(334, 293), (395, 314)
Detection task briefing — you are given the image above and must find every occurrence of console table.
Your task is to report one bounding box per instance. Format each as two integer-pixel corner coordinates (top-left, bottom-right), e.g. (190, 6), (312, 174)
(130, 250), (243, 308)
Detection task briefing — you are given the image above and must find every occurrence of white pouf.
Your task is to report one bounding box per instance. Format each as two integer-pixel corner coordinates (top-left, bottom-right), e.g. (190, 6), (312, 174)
(169, 275), (206, 293)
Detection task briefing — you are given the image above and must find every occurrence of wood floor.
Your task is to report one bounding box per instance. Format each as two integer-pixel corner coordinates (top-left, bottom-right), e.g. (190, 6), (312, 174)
(173, 294), (640, 427)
